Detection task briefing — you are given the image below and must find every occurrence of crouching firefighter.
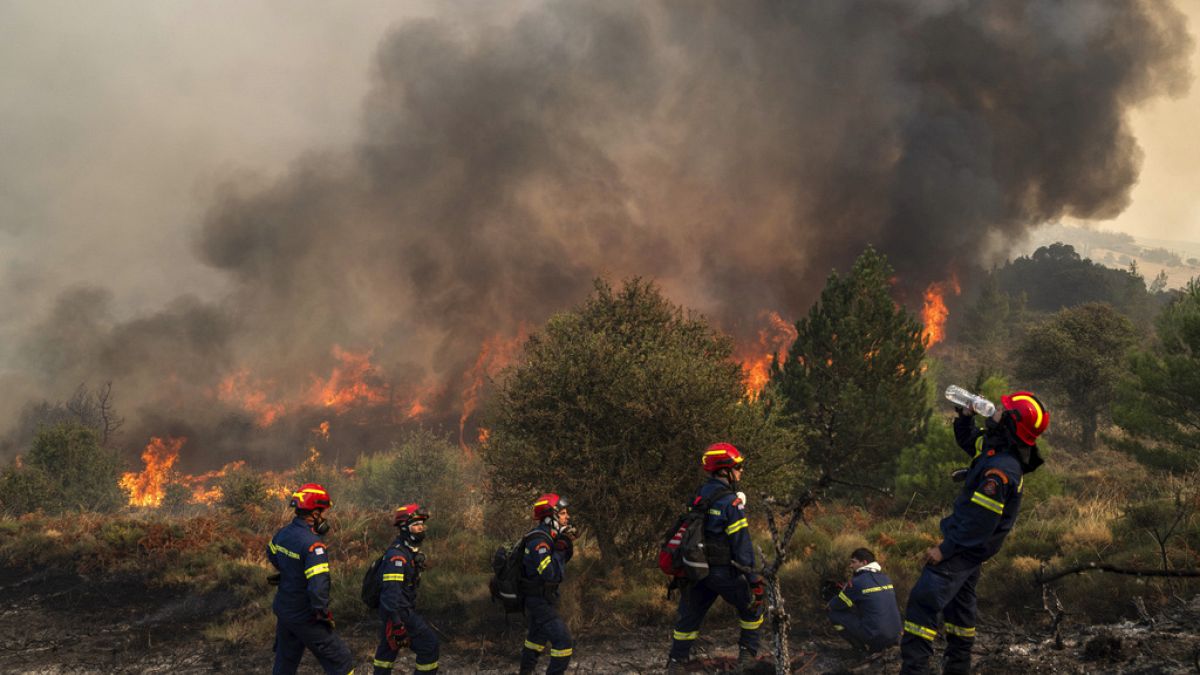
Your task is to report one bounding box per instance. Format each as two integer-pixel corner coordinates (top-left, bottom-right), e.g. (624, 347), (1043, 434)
(900, 392), (1050, 675)
(267, 483), (355, 675)
(519, 493), (576, 675)
(373, 504), (439, 674)
(827, 547), (901, 653)
(666, 443), (765, 673)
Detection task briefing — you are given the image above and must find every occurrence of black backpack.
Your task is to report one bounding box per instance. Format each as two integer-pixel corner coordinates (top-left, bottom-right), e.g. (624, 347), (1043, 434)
(489, 530), (551, 612)
(657, 488), (734, 583)
(361, 554), (386, 609)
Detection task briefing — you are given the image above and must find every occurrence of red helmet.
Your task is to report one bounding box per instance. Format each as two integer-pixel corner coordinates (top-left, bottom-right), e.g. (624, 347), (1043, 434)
(289, 483), (332, 511)
(393, 503), (430, 528)
(1001, 392), (1050, 446)
(533, 493), (569, 521)
(701, 442), (744, 472)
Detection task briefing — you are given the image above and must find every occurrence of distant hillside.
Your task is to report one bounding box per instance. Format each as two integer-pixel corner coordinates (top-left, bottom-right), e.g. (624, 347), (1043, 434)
(1015, 224), (1200, 289)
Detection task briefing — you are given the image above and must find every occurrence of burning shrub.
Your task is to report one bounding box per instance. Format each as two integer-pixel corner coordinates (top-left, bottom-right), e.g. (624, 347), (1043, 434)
(0, 423), (123, 515)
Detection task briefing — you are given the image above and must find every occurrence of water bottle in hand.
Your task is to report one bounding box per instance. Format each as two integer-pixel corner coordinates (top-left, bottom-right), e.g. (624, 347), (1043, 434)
(944, 385), (996, 417)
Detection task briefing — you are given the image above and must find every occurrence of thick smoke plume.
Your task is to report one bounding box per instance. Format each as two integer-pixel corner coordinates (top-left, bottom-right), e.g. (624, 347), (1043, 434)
(4, 0), (1193, 469)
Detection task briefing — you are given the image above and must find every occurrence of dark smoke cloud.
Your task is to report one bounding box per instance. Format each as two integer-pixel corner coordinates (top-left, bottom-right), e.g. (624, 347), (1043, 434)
(4, 0), (1193, 467)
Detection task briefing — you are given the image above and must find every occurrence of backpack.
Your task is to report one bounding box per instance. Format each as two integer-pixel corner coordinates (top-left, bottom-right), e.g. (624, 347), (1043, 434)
(657, 488), (734, 583)
(489, 530), (551, 612)
(361, 554), (386, 609)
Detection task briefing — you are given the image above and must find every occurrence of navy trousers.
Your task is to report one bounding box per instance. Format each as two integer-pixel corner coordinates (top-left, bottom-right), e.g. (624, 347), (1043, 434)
(668, 566), (763, 662)
(829, 608), (898, 653)
(520, 596), (572, 674)
(272, 617), (355, 675)
(373, 612), (439, 674)
(900, 558), (981, 675)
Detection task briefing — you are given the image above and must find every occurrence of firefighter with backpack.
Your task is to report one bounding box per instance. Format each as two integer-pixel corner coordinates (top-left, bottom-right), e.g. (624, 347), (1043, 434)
(370, 503), (439, 674)
(516, 493), (575, 675)
(665, 443), (765, 673)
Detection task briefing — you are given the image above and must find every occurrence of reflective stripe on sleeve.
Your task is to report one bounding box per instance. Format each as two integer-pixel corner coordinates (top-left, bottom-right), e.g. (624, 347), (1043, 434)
(725, 518), (748, 535)
(373, 659), (394, 668)
(944, 622), (976, 638)
(837, 590), (853, 607)
(537, 556), (551, 574)
(970, 491), (1005, 514)
(382, 573), (405, 582)
(739, 616), (763, 630)
(269, 542), (300, 559)
(415, 661), (439, 671)
(524, 641), (545, 652)
(904, 620), (937, 640)
(707, 509), (722, 515)
(550, 647), (573, 658)
(861, 584), (894, 593)
(304, 562), (330, 578)
(672, 630), (699, 640)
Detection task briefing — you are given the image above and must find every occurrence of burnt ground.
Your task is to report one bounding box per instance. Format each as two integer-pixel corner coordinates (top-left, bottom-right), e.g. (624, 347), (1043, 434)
(2, 567), (1200, 674)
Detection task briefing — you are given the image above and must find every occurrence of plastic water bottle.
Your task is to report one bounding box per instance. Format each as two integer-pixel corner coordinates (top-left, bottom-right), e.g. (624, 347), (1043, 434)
(945, 385), (996, 417)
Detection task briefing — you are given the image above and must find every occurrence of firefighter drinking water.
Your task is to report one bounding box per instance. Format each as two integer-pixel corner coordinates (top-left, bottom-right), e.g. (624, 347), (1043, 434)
(267, 483), (356, 675)
(372, 503), (439, 674)
(900, 391), (1050, 675)
(665, 443), (765, 673)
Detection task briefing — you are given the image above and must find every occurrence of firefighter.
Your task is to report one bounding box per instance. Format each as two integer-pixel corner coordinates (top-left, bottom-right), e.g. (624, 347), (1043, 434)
(826, 547), (902, 653)
(372, 503), (439, 674)
(666, 443), (765, 673)
(900, 392), (1050, 675)
(267, 483), (356, 675)
(519, 493), (576, 675)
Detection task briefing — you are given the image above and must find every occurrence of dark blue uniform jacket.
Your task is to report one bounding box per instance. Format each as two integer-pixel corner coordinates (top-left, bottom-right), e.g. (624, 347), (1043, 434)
(268, 517), (332, 623)
(698, 477), (757, 581)
(939, 415), (1029, 563)
(521, 522), (568, 588)
(378, 538), (422, 625)
(827, 566), (902, 643)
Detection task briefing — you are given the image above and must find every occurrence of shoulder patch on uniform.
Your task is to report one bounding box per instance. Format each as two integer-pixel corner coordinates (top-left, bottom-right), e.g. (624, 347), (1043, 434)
(980, 477), (1001, 496)
(309, 541), (326, 552)
(984, 468), (1009, 484)
(389, 555), (405, 562)
(534, 542), (550, 553)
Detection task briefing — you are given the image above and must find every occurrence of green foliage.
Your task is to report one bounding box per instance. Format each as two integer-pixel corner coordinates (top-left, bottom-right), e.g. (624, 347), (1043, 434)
(772, 247), (930, 489)
(160, 482), (193, 512)
(995, 243), (1160, 321)
(218, 465), (270, 514)
(895, 417), (963, 512)
(0, 423), (124, 514)
(1015, 303), (1139, 451)
(483, 277), (801, 564)
(1113, 279), (1200, 471)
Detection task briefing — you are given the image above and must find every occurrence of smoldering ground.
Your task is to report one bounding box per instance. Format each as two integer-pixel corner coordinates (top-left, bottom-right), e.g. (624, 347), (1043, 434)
(0, 0), (1192, 467)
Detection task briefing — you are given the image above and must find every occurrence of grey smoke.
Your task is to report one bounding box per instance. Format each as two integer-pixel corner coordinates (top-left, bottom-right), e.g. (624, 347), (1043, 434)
(3, 0), (1193, 466)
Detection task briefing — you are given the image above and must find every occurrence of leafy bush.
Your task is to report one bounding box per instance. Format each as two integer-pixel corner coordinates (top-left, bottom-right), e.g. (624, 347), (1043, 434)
(0, 423), (124, 514)
(218, 465), (271, 514)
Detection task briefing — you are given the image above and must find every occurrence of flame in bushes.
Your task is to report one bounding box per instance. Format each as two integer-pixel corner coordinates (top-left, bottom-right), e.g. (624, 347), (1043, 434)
(459, 329), (527, 451)
(921, 274), (961, 347)
(120, 436), (186, 507)
(737, 311), (797, 400)
(218, 369), (286, 427)
(310, 346), (391, 411)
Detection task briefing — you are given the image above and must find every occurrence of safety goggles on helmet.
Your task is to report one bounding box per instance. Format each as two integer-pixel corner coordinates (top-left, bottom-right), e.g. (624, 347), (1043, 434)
(393, 503), (430, 528)
(533, 493), (568, 521)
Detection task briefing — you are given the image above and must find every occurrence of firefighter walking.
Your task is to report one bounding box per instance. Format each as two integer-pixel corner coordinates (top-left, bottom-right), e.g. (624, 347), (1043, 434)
(372, 503), (439, 674)
(267, 483), (356, 675)
(666, 442), (765, 673)
(900, 392), (1050, 674)
(519, 493), (576, 675)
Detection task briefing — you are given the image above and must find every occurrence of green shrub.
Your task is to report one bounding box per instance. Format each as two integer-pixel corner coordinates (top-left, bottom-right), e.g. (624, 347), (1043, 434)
(219, 466), (270, 514)
(0, 424), (124, 514)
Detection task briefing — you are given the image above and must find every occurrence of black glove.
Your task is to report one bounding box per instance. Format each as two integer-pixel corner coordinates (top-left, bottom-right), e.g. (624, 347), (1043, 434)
(266, 573), (281, 586)
(413, 551), (428, 572)
(955, 405), (974, 417)
(314, 609), (335, 629)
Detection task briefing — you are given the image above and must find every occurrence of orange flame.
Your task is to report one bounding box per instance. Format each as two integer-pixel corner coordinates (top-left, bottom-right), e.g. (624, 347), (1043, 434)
(460, 329), (527, 451)
(313, 420), (331, 440)
(478, 427), (491, 445)
(120, 436), (186, 507)
(737, 311), (798, 400)
(218, 369), (286, 427)
(921, 274), (962, 347)
(309, 346), (391, 412)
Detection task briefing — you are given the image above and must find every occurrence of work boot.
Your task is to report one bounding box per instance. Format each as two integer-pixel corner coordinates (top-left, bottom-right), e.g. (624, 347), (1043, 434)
(665, 657), (687, 674)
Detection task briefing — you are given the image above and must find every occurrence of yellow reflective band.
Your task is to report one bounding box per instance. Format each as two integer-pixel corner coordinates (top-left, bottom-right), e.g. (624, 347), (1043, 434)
(415, 661), (439, 671)
(524, 641), (546, 652)
(725, 518), (748, 535)
(673, 630), (699, 640)
(707, 509), (722, 515)
(944, 622), (976, 638)
(537, 556), (551, 574)
(837, 590), (853, 607)
(534, 499), (549, 506)
(373, 659), (394, 668)
(973, 435), (984, 458)
(1018, 476), (1024, 494)
(703, 449), (728, 456)
(382, 573), (405, 582)
(904, 621), (937, 640)
(304, 562), (330, 578)
(269, 542), (300, 559)
(550, 648), (573, 657)
(1011, 395), (1043, 428)
(833, 624), (844, 631)
(861, 584), (894, 594)
(971, 492), (1005, 515)
(739, 616), (763, 630)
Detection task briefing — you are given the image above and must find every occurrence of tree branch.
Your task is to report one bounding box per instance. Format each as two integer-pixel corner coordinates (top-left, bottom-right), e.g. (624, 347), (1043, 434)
(1036, 562), (1200, 585)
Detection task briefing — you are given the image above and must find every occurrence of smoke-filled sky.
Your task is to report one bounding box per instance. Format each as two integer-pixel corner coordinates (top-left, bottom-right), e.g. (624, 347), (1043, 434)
(0, 0), (1196, 467)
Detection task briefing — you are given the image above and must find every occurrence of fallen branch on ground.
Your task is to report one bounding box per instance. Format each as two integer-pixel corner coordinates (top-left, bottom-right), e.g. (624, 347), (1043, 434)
(1035, 562), (1200, 585)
